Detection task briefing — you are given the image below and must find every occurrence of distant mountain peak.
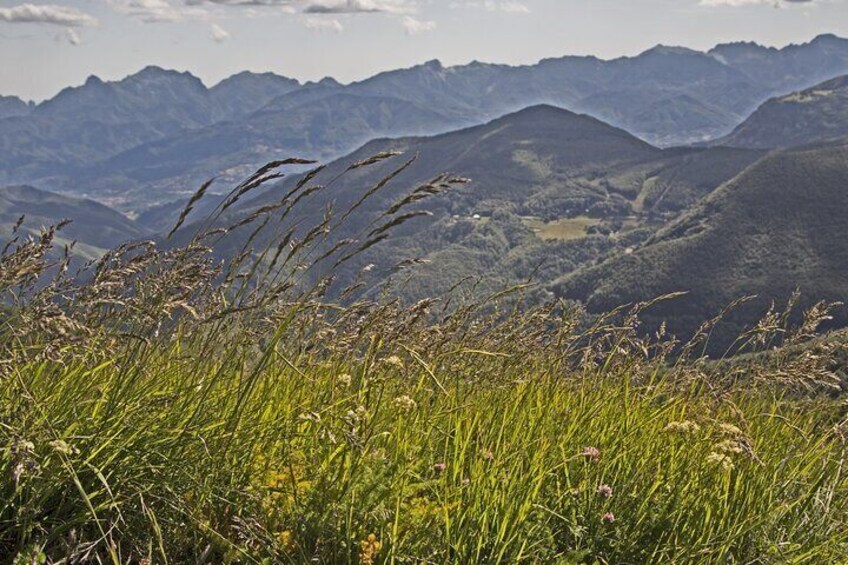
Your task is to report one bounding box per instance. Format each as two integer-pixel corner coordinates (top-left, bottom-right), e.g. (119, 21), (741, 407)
(80, 75), (105, 89)
(122, 66), (203, 85)
(212, 71), (300, 91)
(316, 76), (342, 87)
(303, 76), (342, 89)
(812, 33), (845, 45)
(422, 59), (443, 70)
(639, 45), (703, 58)
(503, 103), (574, 118)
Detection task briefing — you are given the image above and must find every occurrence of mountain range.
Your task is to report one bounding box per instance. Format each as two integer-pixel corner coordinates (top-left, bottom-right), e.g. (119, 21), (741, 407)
(166, 104), (767, 306)
(4, 37), (848, 352)
(2, 34), (848, 213)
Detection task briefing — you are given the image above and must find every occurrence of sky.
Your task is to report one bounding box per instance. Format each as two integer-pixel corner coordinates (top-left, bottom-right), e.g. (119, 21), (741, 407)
(1, 0), (847, 101)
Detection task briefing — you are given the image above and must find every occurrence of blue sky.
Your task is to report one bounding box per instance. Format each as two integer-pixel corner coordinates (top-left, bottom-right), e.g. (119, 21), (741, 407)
(1, 0), (847, 101)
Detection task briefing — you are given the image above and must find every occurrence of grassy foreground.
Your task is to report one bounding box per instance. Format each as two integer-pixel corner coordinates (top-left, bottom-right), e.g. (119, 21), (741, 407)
(4, 304), (848, 564)
(2, 160), (848, 563)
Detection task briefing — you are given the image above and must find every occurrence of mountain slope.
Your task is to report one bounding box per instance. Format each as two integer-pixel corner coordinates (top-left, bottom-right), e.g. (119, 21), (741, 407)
(181, 106), (759, 303)
(718, 75), (848, 148)
(0, 185), (146, 259)
(76, 92), (461, 211)
(553, 139), (848, 350)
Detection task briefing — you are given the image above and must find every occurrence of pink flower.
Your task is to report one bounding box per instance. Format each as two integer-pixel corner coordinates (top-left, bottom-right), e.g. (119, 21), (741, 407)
(433, 462), (447, 473)
(602, 512), (616, 525)
(597, 484), (613, 499)
(581, 446), (601, 462)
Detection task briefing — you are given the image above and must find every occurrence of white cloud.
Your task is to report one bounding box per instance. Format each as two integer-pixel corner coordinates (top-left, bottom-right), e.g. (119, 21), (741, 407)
(0, 3), (98, 27)
(304, 0), (412, 13)
(110, 0), (208, 23)
(186, 0), (414, 11)
(209, 21), (230, 40)
(304, 15), (343, 31)
(401, 15), (434, 34)
(499, 1), (529, 13)
(65, 26), (80, 43)
(699, 0), (815, 6)
(451, 0), (530, 13)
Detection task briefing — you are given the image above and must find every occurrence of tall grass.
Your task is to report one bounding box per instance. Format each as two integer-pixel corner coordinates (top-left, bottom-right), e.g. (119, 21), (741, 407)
(1, 158), (847, 563)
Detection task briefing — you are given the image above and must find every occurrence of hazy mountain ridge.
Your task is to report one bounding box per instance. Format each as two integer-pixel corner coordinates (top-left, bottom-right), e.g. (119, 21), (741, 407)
(3, 55), (848, 346)
(718, 74), (848, 148)
(0, 67), (303, 189)
(0, 184), (148, 260)
(3, 34), (848, 213)
(709, 34), (848, 94)
(76, 92), (461, 210)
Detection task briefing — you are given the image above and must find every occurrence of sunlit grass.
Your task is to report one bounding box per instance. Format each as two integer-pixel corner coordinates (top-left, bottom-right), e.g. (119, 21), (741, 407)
(3, 334), (847, 563)
(521, 216), (600, 241)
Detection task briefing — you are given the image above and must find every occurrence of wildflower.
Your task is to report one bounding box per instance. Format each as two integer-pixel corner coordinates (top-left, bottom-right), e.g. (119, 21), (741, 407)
(707, 451), (735, 472)
(298, 411), (321, 423)
(481, 448), (494, 461)
(715, 439), (744, 455)
(664, 420), (701, 434)
(383, 355), (405, 369)
(337, 373), (353, 387)
(581, 446), (601, 462)
(393, 395), (417, 412)
(359, 533), (382, 565)
(602, 512), (616, 524)
(597, 484), (613, 499)
(433, 462), (447, 473)
(49, 439), (79, 455)
(718, 423), (744, 437)
(276, 530), (296, 552)
(15, 440), (35, 453)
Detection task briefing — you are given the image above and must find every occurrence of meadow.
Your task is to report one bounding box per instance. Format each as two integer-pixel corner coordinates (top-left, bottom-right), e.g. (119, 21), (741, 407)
(1, 158), (847, 564)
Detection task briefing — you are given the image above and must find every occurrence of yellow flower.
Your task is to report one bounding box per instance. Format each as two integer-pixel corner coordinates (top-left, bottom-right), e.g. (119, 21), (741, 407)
(276, 530), (296, 552)
(359, 533), (382, 565)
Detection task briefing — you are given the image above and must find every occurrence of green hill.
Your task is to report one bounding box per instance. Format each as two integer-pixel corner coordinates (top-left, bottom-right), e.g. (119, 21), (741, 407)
(719, 75), (848, 149)
(180, 106), (759, 303)
(553, 139), (848, 351)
